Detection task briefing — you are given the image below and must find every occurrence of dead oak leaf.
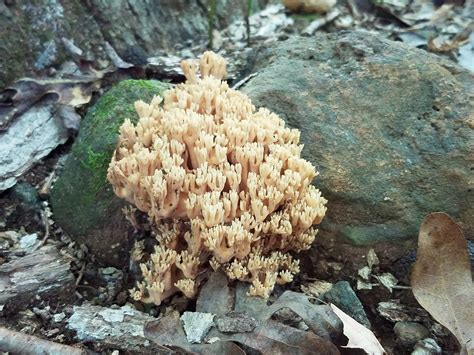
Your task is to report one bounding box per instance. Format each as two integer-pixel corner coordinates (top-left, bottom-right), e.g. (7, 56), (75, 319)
(411, 212), (474, 354)
(330, 304), (385, 355)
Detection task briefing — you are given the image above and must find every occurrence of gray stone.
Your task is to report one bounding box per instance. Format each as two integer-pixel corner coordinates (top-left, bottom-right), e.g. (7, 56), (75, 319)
(180, 311), (215, 344)
(411, 338), (442, 355)
(394, 321), (430, 346)
(215, 312), (257, 333)
(322, 281), (370, 328)
(19, 233), (39, 250)
(242, 31), (473, 252)
(53, 312), (66, 323)
(10, 182), (41, 213)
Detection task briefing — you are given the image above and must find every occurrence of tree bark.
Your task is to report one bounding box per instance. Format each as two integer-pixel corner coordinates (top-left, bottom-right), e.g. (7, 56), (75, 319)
(0, 245), (75, 316)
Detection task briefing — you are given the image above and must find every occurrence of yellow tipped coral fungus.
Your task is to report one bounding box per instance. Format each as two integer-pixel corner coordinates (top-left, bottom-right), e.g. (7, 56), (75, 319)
(107, 51), (327, 305)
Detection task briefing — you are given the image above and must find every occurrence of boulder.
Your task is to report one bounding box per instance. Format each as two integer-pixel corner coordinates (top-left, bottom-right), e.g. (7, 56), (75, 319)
(50, 80), (169, 266)
(242, 31), (473, 258)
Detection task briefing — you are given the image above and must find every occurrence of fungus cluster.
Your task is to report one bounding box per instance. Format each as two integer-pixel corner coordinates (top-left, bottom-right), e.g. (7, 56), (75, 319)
(107, 52), (327, 305)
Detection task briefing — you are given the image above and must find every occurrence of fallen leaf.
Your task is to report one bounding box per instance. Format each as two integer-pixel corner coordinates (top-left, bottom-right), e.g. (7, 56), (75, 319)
(374, 273), (398, 293)
(104, 41), (134, 69)
(144, 310), (244, 354)
(411, 213), (474, 354)
(216, 319), (340, 355)
(428, 33), (469, 53)
(357, 280), (373, 290)
(367, 249), (379, 269)
(146, 279), (342, 354)
(358, 266), (371, 280)
(283, 0), (336, 14)
(330, 304), (385, 355)
(377, 300), (429, 323)
(233, 283), (343, 343)
(196, 270), (233, 315)
(145, 309), (339, 355)
(0, 78), (99, 130)
(301, 280), (334, 297)
(263, 290), (343, 343)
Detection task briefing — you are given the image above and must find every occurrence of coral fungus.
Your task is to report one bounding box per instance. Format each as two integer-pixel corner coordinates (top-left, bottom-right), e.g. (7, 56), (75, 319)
(107, 51), (327, 305)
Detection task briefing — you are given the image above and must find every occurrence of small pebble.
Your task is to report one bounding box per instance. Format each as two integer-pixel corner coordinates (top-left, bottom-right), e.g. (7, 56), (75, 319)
(215, 312), (257, 333)
(53, 312), (66, 323)
(394, 321), (430, 346)
(181, 311), (214, 344)
(411, 338), (442, 355)
(20, 233), (38, 250)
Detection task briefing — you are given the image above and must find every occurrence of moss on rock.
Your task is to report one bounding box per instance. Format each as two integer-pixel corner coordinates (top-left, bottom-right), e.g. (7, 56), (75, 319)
(51, 80), (169, 266)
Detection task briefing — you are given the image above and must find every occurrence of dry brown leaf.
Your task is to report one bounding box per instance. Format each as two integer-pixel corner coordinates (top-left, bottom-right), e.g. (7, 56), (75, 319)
(330, 304), (385, 354)
(428, 34), (470, 53)
(144, 310), (339, 355)
(411, 212), (474, 354)
(0, 78), (99, 130)
(263, 290), (343, 343)
(283, 0), (336, 14)
(145, 280), (342, 354)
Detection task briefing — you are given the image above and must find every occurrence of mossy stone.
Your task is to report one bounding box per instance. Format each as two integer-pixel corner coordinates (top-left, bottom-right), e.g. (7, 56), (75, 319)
(51, 80), (169, 266)
(242, 32), (473, 263)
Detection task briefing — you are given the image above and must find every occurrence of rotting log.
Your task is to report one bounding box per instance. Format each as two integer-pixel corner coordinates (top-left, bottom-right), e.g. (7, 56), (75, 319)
(0, 245), (75, 316)
(67, 303), (169, 354)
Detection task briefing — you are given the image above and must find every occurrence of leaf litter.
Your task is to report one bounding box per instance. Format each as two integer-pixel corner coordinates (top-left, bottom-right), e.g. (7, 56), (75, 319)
(411, 212), (474, 354)
(145, 273), (342, 354)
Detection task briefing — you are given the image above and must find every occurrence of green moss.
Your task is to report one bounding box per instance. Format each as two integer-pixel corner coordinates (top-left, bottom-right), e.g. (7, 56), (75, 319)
(51, 79), (169, 240)
(81, 148), (111, 190)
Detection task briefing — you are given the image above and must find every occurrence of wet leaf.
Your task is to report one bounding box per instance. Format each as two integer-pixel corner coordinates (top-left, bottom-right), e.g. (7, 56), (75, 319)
(367, 249), (379, 269)
(145, 308), (339, 355)
(146, 281), (342, 354)
(233, 283), (343, 342)
(331, 304), (385, 354)
(374, 273), (398, 293)
(196, 270), (233, 315)
(377, 300), (429, 323)
(144, 310), (243, 354)
(411, 213), (474, 354)
(283, 0), (337, 14)
(264, 290), (343, 342)
(0, 78), (99, 130)
(219, 318), (340, 354)
(301, 280), (334, 297)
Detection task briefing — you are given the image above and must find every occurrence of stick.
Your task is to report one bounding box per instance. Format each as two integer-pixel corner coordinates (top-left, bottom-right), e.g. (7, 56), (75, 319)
(0, 326), (86, 354)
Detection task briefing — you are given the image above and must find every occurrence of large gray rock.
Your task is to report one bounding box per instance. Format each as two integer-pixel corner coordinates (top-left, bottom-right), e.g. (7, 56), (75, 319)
(242, 31), (473, 254)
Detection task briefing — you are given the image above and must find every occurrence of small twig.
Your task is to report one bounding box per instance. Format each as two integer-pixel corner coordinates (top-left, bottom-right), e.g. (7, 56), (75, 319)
(32, 210), (50, 252)
(75, 262), (87, 286)
(104, 41), (134, 69)
(232, 72), (258, 90)
(39, 169), (56, 197)
(0, 326), (86, 355)
(306, 295), (328, 305)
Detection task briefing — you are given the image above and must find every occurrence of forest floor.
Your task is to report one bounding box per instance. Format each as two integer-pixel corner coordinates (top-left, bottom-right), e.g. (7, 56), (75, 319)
(1, 1), (473, 354)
